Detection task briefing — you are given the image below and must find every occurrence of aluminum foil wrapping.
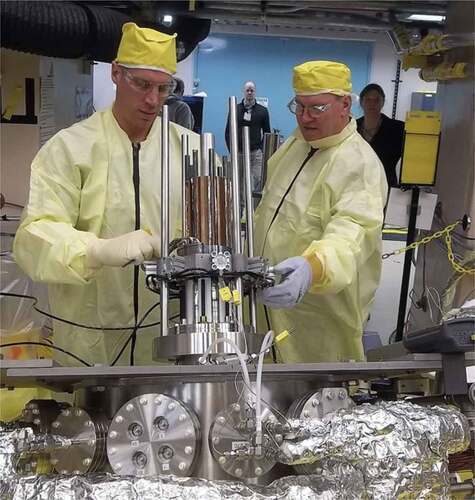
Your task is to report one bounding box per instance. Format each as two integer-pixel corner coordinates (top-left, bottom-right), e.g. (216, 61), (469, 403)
(279, 401), (470, 499)
(10, 472), (366, 500)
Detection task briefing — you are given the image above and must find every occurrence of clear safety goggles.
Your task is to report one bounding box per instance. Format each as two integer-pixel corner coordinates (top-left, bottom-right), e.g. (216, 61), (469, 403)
(287, 98), (332, 118)
(121, 67), (176, 96)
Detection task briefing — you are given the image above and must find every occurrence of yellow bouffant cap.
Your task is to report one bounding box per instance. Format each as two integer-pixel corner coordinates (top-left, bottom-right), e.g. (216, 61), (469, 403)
(293, 60), (352, 96)
(115, 23), (177, 75)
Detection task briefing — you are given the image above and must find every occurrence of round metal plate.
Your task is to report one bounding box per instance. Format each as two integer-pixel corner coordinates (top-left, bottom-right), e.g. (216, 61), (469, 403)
(107, 393), (200, 477)
(209, 401), (278, 479)
(50, 407), (106, 474)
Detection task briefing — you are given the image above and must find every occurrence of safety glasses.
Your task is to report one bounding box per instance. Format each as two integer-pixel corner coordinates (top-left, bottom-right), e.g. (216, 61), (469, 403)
(287, 98), (332, 118)
(121, 67), (176, 96)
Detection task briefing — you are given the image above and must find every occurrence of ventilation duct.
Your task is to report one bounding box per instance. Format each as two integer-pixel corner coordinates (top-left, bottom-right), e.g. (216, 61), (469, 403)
(1, 1), (211, 62)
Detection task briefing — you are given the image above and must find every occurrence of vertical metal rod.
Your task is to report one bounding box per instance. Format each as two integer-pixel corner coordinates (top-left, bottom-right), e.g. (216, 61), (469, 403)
(228, 97), (242, 253)
(242, 126), (257, 331)
(160, 105), (170, 337)
(181, 134), (188, 236)
(228, 96), (244, 330)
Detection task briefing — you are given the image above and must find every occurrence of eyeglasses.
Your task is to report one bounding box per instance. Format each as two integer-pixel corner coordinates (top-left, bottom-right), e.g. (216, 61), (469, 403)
(121, 67), (176, 96)
(287, 98), (332, 117)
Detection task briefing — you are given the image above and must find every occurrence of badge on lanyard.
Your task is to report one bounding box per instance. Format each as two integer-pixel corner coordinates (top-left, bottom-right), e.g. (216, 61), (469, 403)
(243, 111), (252, 121)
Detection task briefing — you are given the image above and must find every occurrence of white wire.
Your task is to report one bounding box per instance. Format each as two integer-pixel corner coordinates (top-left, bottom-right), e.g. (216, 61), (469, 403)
(255, 330), (275, 449)
(199, 337), (251, 389)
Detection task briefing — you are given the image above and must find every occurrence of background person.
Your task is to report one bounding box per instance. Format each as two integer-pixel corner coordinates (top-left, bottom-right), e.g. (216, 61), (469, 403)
(165, 76), (195, 130)
(225, 80), (271, 192)
(13, 23), (199, 367)
(255, 61), (388, 363)
(357, 83), (405, 187)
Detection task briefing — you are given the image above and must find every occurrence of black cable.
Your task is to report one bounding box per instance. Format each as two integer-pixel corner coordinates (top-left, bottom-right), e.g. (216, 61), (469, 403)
(263, 305), (277, 363)
(0, 292), (161, 331)
(0, 342), (92, 367)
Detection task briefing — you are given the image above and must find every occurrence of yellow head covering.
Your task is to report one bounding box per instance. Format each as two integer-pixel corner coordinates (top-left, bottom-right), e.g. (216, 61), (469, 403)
(293, 60), (352, 96)
(115, 23), (177, 75)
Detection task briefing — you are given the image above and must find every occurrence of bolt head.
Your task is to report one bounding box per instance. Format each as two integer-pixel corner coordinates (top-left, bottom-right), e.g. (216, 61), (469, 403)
(217, 416), (226, 425)
(255, 466), (263, 476)
(52, 421), (60, 428)
(33, 418), (41, 425)
(115, 415), (124, 424)
(154, 397), (162, 405)
(218, 456), (226, 465)
(235, 468), (243, 477)
(178, 414), (186, 422)
(326, 391), (334, 400)
(338, 390), (346, 400)
(178, 462), (186, 471)
(184, 446), (193, 455)
(109, 430), (118, 439)
(75, 408), (83, 417)
(168, 402), (176, 411)
(126, 404), (134, 412)
(139, 397), (148, 406)
(82, 458), (92, 466)
(311, 399), (320, 407)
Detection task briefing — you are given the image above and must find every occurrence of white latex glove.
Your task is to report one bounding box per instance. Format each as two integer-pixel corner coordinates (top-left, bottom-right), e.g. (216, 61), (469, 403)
(258, 256), (313, 309)
(86, 230), (160, 269)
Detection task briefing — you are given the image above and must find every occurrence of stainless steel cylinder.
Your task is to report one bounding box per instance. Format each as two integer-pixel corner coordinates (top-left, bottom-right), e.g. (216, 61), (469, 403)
(261, 132), (281, 190)
(200, 133), (215, 176)
(160, 105), (170, 337)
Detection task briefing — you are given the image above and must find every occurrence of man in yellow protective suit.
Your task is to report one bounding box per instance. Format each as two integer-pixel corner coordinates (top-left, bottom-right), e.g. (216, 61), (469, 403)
(255, 61), (388, 363)
(14, 23), (199, 366)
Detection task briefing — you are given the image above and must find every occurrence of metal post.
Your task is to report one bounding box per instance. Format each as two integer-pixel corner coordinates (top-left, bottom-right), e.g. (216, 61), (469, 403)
(160, 105), (170, 337)
(395, 186), (419, 341)
(242, 126), (257, 331)
(228, 97), (244, 329)
(181, 134), (189, 236)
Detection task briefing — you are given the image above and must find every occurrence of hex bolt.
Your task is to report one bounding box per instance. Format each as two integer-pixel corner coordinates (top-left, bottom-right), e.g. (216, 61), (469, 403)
(255, 466), (263, 476)
(154, 416), (169, 432)
(212, 436), (220, 445)
(109, 447), (116, 456)
(115, 416), (124, 424)
(168, 402), (176, 411)
(126, 404), (134, 412)
(184, 446), (193, 455)
(82, 458), (92, 467)
(311, 398), (320, 407)
(109, 430), (118, 439)
(158, 445), (174, 461)
(154, 397), (162, 405)
(139, 397), (148, 406)
(235, 468), (243, 477)
(233, 403), (241, 412)
(132, 451), (148, 469)
(217, 416), (226, 425)
(218, 456), (227, 465)
(128, 423), (144, 438)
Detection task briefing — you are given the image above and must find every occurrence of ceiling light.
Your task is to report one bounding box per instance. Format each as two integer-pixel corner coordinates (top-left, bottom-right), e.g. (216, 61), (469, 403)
(407, 14), (446, 22)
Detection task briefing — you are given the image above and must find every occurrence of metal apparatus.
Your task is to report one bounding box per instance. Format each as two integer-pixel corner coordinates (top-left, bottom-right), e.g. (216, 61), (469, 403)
(147, 98), (272, 362)
(1, 98), (474, 498)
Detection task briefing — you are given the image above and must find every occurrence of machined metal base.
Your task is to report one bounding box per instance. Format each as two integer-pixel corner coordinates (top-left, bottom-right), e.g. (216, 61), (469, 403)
(153, 328), (262, 362)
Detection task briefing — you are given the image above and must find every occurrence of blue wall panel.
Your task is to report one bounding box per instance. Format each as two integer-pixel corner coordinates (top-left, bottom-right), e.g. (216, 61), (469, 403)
(195, 34), (373, 155)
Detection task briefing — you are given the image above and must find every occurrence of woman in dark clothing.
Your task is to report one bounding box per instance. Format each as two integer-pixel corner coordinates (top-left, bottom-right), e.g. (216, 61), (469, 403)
(356, 84), (405, 187)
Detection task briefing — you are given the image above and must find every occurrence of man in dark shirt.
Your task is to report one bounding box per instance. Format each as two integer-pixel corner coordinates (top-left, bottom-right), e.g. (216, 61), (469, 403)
(225, 81), (271, 192)
(356, 83), (404, 187)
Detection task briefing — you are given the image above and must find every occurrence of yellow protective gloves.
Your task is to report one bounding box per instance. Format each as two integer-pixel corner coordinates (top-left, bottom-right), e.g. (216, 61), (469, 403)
(86, 229), (160, 269)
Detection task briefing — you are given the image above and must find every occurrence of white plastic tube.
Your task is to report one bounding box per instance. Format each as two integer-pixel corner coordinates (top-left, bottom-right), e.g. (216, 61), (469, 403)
(199, 337), (251, 389)
(255, 330), (274, 454)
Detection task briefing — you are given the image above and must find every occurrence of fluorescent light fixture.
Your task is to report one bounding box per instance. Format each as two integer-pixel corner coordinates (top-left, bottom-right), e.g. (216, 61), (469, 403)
(407, 14), (446, 22)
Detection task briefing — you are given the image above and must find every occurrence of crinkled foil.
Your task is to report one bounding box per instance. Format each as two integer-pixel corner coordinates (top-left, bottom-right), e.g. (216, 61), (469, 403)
(1, 402), (470, 499)
(10, 472), (366, 500)
(279, 401), (470, 499)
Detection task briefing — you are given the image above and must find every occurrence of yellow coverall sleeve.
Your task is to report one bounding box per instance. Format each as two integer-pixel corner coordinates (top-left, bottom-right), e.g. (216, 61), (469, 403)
(13, 134), (99, 285)
(302, 144), (387, 294)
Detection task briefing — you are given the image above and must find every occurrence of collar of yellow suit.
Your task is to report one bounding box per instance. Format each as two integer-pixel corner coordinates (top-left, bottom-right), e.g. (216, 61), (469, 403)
(293, 117), (356, 150)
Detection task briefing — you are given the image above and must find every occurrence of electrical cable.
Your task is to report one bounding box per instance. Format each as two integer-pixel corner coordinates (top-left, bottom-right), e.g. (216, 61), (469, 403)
(0, 341), (92, 367)
(0, 292), (161, 331)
